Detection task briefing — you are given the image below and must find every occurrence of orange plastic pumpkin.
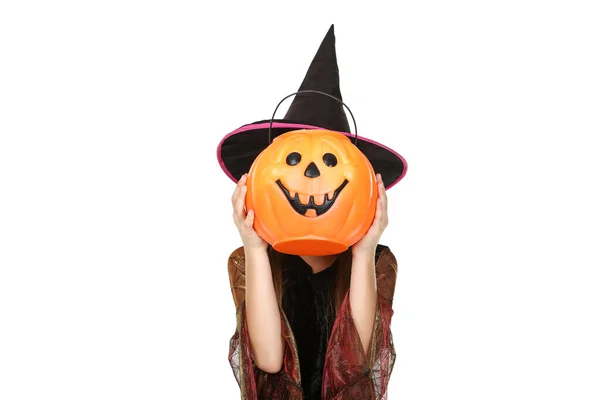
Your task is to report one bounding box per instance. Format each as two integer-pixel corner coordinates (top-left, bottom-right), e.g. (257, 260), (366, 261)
(246, 129), (378, 256)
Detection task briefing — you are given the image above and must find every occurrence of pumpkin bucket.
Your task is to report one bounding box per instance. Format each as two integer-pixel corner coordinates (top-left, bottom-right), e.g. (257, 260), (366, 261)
(246, 128), (377, 256)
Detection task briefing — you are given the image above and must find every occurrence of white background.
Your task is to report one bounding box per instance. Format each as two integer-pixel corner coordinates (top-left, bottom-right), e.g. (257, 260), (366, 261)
(1, 1), (599, 399)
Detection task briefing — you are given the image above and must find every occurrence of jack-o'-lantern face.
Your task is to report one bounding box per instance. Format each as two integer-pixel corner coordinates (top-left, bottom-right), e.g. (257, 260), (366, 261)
(246, 129), (377, 256)
(275, 147), (349, 218)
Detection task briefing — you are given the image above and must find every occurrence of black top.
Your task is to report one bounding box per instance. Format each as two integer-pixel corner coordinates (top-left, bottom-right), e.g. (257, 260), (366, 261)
(281, 254), (339, 400)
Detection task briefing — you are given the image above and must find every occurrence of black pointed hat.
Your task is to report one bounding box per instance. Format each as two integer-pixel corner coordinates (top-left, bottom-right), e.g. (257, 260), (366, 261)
(216, 25), (407, 189)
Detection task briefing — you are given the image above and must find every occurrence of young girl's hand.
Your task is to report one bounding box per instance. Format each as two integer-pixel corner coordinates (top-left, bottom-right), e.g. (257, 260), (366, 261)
(231, 174), (268, 251)
(352, 173), (389, 258)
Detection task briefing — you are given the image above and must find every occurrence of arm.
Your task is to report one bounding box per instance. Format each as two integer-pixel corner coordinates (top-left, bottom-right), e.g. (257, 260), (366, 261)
(228, 247), (303, 399)
(349, 173), (390, 355)
(230, 174), (284, 374)
(244, 247), (284, 373)
(322, 246), (398, 399)
(349, 249), (378, 355)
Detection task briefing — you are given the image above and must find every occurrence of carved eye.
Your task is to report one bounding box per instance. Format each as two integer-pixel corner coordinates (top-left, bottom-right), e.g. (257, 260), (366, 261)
(322, 153), (337, 167)
(286, 152), (302, 166)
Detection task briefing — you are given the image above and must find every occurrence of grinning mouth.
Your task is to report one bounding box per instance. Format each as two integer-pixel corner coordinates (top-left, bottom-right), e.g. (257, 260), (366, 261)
(275, 179), (349, 217)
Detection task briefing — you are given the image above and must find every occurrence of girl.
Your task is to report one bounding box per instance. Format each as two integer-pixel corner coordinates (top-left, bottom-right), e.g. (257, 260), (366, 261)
(227, 173), (398, 399)
(217, 25), (407, 399)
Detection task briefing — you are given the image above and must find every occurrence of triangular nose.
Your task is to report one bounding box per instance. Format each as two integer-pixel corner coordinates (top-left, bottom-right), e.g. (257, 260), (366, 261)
(304, 162), (321, 178)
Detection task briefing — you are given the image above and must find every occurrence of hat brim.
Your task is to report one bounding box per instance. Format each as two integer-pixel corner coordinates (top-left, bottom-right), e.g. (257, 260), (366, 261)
(217, 120), (408, 190)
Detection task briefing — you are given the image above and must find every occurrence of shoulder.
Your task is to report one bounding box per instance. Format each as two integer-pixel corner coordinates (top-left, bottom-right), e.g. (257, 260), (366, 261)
(227, 245), (281, 280)
(227, 245), (281, 271)
(227, 246), (246, 308)
(228, 246), (246, 274)
(374, 244), (398, 302)
(228, 246), (245, 265)
(375, 244), (397, 270)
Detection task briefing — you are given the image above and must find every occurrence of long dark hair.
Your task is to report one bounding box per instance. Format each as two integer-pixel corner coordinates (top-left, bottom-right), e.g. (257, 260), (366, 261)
(266, 246), (353, 311)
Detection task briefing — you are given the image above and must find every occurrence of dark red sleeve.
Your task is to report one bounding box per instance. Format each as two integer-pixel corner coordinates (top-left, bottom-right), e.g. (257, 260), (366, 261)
(321, 246), (398, 399)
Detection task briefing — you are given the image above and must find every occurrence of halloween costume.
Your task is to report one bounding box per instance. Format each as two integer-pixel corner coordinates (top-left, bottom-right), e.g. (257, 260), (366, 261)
(228, 245), (398, 400)
(218, 25), (407, 399)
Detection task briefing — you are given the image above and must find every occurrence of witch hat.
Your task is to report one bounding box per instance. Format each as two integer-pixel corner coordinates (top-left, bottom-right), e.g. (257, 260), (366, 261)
(216, 25), (407, 189)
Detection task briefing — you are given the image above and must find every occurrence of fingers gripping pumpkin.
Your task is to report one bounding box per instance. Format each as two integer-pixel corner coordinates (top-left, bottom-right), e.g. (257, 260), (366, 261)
(246, 129), (377, 256)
